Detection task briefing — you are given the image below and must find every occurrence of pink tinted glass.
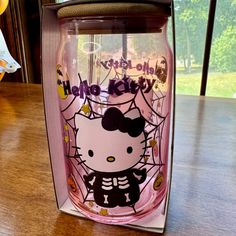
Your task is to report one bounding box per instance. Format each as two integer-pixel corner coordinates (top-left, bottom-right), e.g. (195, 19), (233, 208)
(56, 16), (173, 224)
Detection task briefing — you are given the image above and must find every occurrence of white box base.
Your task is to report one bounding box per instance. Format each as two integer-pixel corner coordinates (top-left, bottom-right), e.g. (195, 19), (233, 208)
(59, 185), (169, 234)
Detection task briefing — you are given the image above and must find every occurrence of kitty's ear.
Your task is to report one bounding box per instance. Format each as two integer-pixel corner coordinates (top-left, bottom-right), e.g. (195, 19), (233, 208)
(75, 114), (101, 134)
(74, 113), (90, 129)
(124, 108), (142, 119)
(74, 113), (80, 129)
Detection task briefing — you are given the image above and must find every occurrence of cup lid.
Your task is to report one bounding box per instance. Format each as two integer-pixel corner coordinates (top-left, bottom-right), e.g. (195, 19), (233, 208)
(57, 1), (171, 19)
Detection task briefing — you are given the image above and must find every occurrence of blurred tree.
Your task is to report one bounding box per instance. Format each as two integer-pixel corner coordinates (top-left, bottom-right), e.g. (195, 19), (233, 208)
(211, 25), (236, 72)
(210, 0), (236, 72)
(174, 0), (236, 73)
(132, 34), (157, 57)
(174, 0), (208, 72)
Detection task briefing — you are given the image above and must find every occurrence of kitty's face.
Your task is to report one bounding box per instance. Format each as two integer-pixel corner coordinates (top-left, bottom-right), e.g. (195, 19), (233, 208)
(75, 108), (146, 173)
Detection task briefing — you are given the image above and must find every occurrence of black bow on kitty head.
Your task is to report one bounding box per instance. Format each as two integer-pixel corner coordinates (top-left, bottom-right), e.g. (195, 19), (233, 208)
(101, 107), (145, 137)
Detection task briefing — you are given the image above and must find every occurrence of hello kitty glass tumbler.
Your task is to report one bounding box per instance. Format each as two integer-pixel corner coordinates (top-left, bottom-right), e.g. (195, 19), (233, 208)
(56, 1), (174, 225)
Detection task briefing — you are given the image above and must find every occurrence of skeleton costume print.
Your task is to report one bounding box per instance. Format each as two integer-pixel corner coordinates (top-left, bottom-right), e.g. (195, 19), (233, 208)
(75, 107), (147, 208)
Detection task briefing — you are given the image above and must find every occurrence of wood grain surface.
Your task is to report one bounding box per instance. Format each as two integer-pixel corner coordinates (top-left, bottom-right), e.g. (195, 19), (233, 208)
(0, 83), (236, 236)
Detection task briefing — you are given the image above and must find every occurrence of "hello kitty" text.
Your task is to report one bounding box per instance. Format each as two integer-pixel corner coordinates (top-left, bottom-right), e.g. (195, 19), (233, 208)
(99, 58), (155, 75)
(62, 75), (156, 98)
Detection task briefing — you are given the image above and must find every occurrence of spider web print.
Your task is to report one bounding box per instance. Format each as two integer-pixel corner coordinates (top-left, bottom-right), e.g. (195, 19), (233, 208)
(60, 62), (169, 215)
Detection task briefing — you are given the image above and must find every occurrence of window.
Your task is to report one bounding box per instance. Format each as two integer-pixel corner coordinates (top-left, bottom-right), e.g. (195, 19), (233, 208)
(174, 0), (208, 95)
(174, 0), (236, 98)
(208, 0), (236, 98)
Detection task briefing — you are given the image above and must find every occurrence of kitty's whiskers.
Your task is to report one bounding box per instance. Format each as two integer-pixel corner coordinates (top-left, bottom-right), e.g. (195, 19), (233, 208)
(66, 154), (82, 158)
(77, 160), (86, 165)
(140, 136), (152, 144)
(140, 154), (150, 157)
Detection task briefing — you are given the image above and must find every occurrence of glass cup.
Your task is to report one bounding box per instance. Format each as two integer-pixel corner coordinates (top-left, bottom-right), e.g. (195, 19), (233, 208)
(56, 2), (173, 225)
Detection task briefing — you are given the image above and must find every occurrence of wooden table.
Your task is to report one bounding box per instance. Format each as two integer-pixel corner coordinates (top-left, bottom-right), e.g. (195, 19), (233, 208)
(0, 83), (235, 236)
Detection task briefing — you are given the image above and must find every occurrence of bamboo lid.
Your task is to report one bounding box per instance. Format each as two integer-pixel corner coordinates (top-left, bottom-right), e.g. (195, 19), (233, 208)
(57, 2), (171, 19)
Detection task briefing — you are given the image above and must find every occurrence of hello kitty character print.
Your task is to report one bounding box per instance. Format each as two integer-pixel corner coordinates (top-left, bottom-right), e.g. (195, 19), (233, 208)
(74, 107), (147, 208)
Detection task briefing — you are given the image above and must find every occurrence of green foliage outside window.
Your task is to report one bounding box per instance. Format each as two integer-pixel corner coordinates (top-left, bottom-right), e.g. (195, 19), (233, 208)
(211, 25), (236, 72)
(174, 0), (236, 73)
